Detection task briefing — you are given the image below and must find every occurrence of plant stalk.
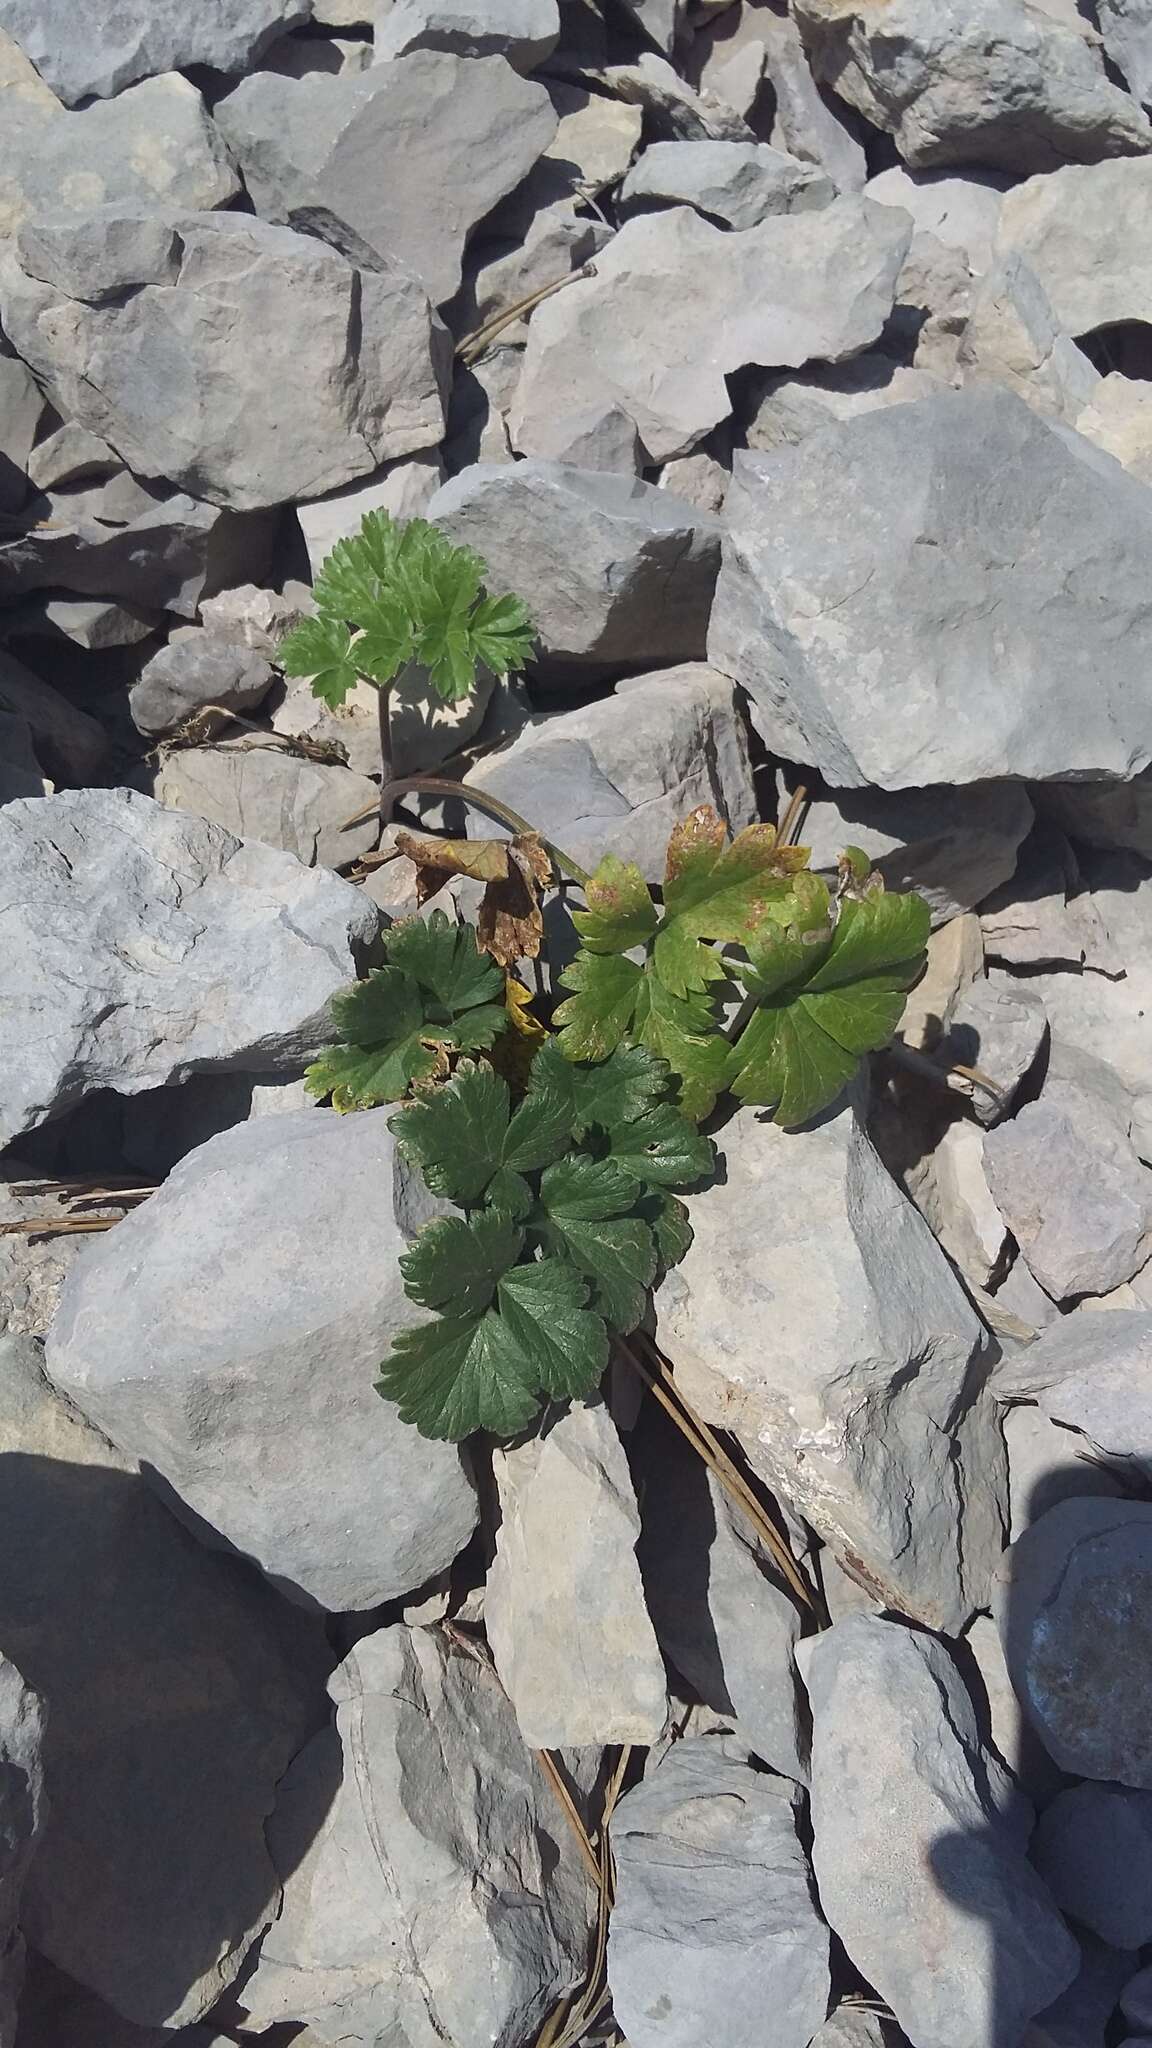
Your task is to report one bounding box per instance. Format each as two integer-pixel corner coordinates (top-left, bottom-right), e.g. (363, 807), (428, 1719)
(380, 774), (592, 886)
(377, 684), (394, 828)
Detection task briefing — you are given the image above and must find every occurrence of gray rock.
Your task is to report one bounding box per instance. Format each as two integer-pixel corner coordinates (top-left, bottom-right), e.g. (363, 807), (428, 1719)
(428, 464), (721, 681)
(760, 10), (868, 192)
(541, 78), (643, 191)
(907, 1116), (1009, 1289)
(0, 355), (42, 512)
(0, 648), (107, 785)
(655, 1094), (1006, 1633)
(46, 1111), (477, 1614)
(983, 1097), (1152, 1300)
(374, 0), (560, 68)
(511, 197), (910, 462)
(616, 0), (686, 54)
(865, 163), (1007, 275)
(607, 1737), (830, 2048)
(809, 2014), (909, 2048)
(998, 1497), (1152, 1786)
(10, 594), (159, 651)
(0, 1333), (328, 2029)
(264, 27), (374, 75)
(0, 486), (275, 620)
(1099, 0), (1152, 105)
(0, 787), (378, 1150)
(709, 389), (1152, 789)
(958, 252), (1103, 424)
(129, 627), (273, 737)
(780, 776), (1034, 925)
(658, 448), (730, 511)
(803, 1616), (1079, 2048)
(15, 1952), (246, 2048)
(994, 1308), (1152, 1481)
(199, 579), (313, 659)
(636, 1402), (808, 1780)
(296, 451), (444, 581)
(946, 975), (1048, 1124)
(459, 199), (608, 343)
(240, 1624), (592, 2042)
(598, 54), (758, 144)
(981, 835), (1122, 971)
(997, 158), (1152, 338)
(1076, 371), (1152, 483)
(465, 665), (756, 881)
(0, 75), (239, 238)
(1124, 1962), (1152, 2030)
(1040, 768), (1152, 859)
(0, 1648), (43, 2048)
(1002, 855), (1152, 1101)
(794, 0), (1152, 171)
(0, 713), (46, 806)
(0, 212), (448, 514)
(524, 403), (643, 473)
(1033, 1783), (1152, 1947)
(619, 139), (835, 227)
(1027, 1933), (1136, 2048)
(152, 740), (381, 871)
(485, 1400), (668, 1748)
(1002, 1399), (1126, 1542)
(0, 0), (309, 104)
(963, 1610), (1065, 1807)
(216, 53), (556, 305)
(746, 353), (946, 452)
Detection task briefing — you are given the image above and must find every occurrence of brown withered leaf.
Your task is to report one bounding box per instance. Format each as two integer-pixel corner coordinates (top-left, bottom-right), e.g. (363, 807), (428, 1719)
(394, 829), (553, 966)
(663, 805), (811, 889)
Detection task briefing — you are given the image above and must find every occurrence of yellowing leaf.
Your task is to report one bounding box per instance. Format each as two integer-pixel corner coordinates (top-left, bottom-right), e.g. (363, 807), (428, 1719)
(394, 830), (553, 967)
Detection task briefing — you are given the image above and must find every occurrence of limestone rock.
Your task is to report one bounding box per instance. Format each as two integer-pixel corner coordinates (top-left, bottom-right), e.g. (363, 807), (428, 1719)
(980, 834), (1122, 971)
(994, 1308), (1152, 1481)
(0, 487), (276, 619)
(654, 1095), (1005, 1632)
(616, 0), (687, 54)
(0, 787), (378, 1150)
(512, 197), (910, 462)
(997, 157), (1152, 337)
(983, 1097), (1152, 1300)
(710, 389), (1152, 789)
(0, 354), (42, 512)
(465, 666), (756, 882)
(0, 648), (107, 785)
(746, 353), (945, 452)
(239, 1625), (592, 2042)
(907, 1117), (1009, 1289)
(607, 1737), (830, 2048)
(598, 54), (757, 144)
(374, 0), (560, 69)
(1099, 0), (1152, 105)
(1002, 1398), (1127, 1541)
(543, 79), (643, 191)
(428, 463), (721, 681)
(0, 713), (47, 806)
(0, 1333), (328, 2029)
(945, 975), (1048, 1125)
(997, 1497), (1152, 1786)
(1001, 855), (1152, 1100)
(1040, 766), (1152, 859)
(198, 580), (313, 660)
(0, 1646), (43, 2048)
(803, 1616), (1079, 2048)
(900, 913), (984, 1052)
(45, 1111), (477, 1613)
(1027, 1938), (1141, 2048)
(129, 628), (273, 737)
(153, 740), (381, 871)
(0, 213), (448, 514)
(778, 777), (1033, 925)
(1033, 1784), (1152, 1947)
(485, 1401), (668, 1748)
(958, 253), (1102, 422)
(0, 0), (309, 103)
(1075, 375), (1152, 484)
(619, 138), (834, 227)
(794, 0), (1152, 172)
(865, 163), (1007, 274)
(216, 53), (556, 304)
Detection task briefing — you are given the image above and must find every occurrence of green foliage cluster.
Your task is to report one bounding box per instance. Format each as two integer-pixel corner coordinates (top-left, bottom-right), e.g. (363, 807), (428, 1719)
(278, 509), (535, 710)
(379, 1041), (712, 1440)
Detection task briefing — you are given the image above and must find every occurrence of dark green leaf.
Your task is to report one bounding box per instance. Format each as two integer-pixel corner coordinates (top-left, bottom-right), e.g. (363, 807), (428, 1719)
(400, 1210), (524, 1317)
(639, 1190), (694, 1267)
(377, 1310), (540, 1440)
(278, 615), (360, 709)
(632, 975), (731, 1123)
(468, 591), (536, 678)
(304, 967), (447, 1108)
(538, 1155), (641, 1220)
(535, 1155), (654, 1333)
(385, 911), (504, 1014)
(496, 1259), (609, 1400)
(390, 1061), (510, 1202)
(603, 1102), (714, 1189)
(802, 890), (931, 994)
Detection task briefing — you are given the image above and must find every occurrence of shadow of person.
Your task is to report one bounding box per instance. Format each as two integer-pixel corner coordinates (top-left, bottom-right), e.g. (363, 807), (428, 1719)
(0, 1335), (339, 2035)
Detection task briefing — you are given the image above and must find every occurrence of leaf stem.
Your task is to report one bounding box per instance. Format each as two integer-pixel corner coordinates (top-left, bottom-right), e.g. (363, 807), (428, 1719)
(377, 684), (394, 827)
(381, 774), (592, 886)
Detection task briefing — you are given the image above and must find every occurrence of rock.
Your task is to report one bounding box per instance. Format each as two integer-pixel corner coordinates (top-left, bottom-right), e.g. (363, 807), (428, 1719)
(810, 2014), (908, 2048)
(598, 54), (757, 144)
(636, 1401), (808, 1779)
(295, 451), (443, 580)
(524, 403), (643, 472)
(152, 740), (381, 871)
(15, 1952), (246, 2048)
(1099, 0), (1152, 105)
(607, 1737), (830, 2048)
(981, 832), (1122, 970)
(0, 1648), (43, 2047)
(0, 0), (309, 102)
(216, 54), (556, 305)
(264, 27), (374, 75)
(460, 200), (608, 344)
(0, 355), (42, 512)
(0, 1333), (329, 2028)
(658, 449), (730, 511)
(0, 75), (239, 237)
(374, 0), (560, 69)
(655, 1094), (1006, 1633)
(129, 628), (274, 738)
(803, 1615), (1079, 2048)
(760, 11), (868, 191)
(0, 487), (276, 620)
(963, 1610), (1064, 1806)
(1002, 1398), (1126, 1541)
(984, 1097), (1152, 1301)
(900, 913), (984, 1051)
(997, 158), (1152, 339)
(0, 212), (447, 515)
(958, 253), (1103, 423)
(10, 594), (159, 651)
(1040, 766), (1152, 859)
(428, 463), (721, 681)
(512, 197), (910, 463)
(616, 0), (686, 53)
(485, 1400), (668, 1748)
(998, 1497), (1152, 1786)
(1026, 1935), (1136, 2048)
(543, 79), (643, 191)
(945, 975), (1048, 1124)
(746, 353), (945, 452)
(268, 675), (383, 782)
(0, 713), (47, 805)
(1124, 1963), (1152, 2030)
(0, 648), (107, 785)
(907, 1116), (1009, 1289)
(779, 777), (1033, 927)
(794, 0), (1152, 172)
(710, 389), (1152, 790)
(0, 787), (379, 1150)
(865, 163), (1007, 275)
(1075, 374), (1152, 483)
(1001, 854), (1152, 1101)
(994, 1307), (1152, 1480)
(1033, 1783), (1152, 1947)
(239, 1624), (592, 2041)
(198, 580), (312, 659)
(465, 665), (756, 881)
(619, 138), (834, 227)
(45, 1108), (478, 1614)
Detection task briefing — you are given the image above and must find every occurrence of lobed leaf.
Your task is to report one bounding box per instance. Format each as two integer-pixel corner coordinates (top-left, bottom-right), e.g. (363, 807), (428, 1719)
(399, 1209), (524, 1319)
(278, 614), (360, 708)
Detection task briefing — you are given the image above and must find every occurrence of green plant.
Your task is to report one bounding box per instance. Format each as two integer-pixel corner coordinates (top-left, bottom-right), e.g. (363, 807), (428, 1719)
(307, 803), (930, 1443)
(278, 510), (536, 817)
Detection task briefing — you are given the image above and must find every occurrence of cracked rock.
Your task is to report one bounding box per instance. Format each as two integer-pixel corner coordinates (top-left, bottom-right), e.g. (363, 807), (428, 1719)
(619, 138), (835, 227)
(983, 1094), (1152, 1300)
(129, 628), (273, 738)
(0, 0), (309, 103)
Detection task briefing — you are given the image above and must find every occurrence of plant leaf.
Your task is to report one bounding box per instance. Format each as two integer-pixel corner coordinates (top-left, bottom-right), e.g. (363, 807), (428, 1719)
(554, 953), (645, 1061)
(390, 1060), (510, 1202)
(602, 1102), (715, 1189)
(355, 605), (416, 687)
(393, 833), (552, 968)
(385, 911), (505, 1014)
(400, 1209), (524, 1317)
(496, 1259), (609, 1400)
(632, 974), (731, 1122)
(571, 856), (658, 954)
(639, 1190), (694, 1266)
(377, 1310), (541, 1440)
(534, 1155), (655, 1332)
(304, 967), (452, 1109)
(278, 615), (360, 708)
(653, 807), (806, 999)
(468, 591), (537, 678)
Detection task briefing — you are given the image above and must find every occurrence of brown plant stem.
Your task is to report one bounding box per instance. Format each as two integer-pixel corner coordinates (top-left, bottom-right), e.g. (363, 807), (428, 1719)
(377, 683), (394, 828)
(368, 775), (592, 886)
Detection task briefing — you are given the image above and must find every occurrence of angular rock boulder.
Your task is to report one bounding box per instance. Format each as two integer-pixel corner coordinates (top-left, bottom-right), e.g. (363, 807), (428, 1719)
(239, 1625), (592, 2042)
(152, 741), (381, 871)
(0, 648), (107, 785)
(0, 788), (378, 1150)
(0, 486), (276, 619)
(1033, 1783), (1152, 1948)
(129, 627), (273, 737)
(0, 1648), (43, 2048)
(780, 776), (1034, 924)
(794, 0), (1152, 171)
(1000, 855), (1152, 1101)
(1099, 0), (1152, 107)
(710, 389), (1152, 788)
(983, 1097), (1152, 1300)
(0, 1333), (329, 2029)
(45, 1110), (478, 1613)
(428, 465), (722, 682)
(0, 0), (308, 103)
(803, 1616), (1079, 2048)
(997, 157), (1152, 338)
(511, 197), (910, 462)
(654, 1095), (1006, 1632)
(607, 1736), (830, 2048)
(993, 1308), (1152, 1479)
(0, 212), (448, 513)
(619, 138), (835, 227)
(374, 0), (561, 69)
